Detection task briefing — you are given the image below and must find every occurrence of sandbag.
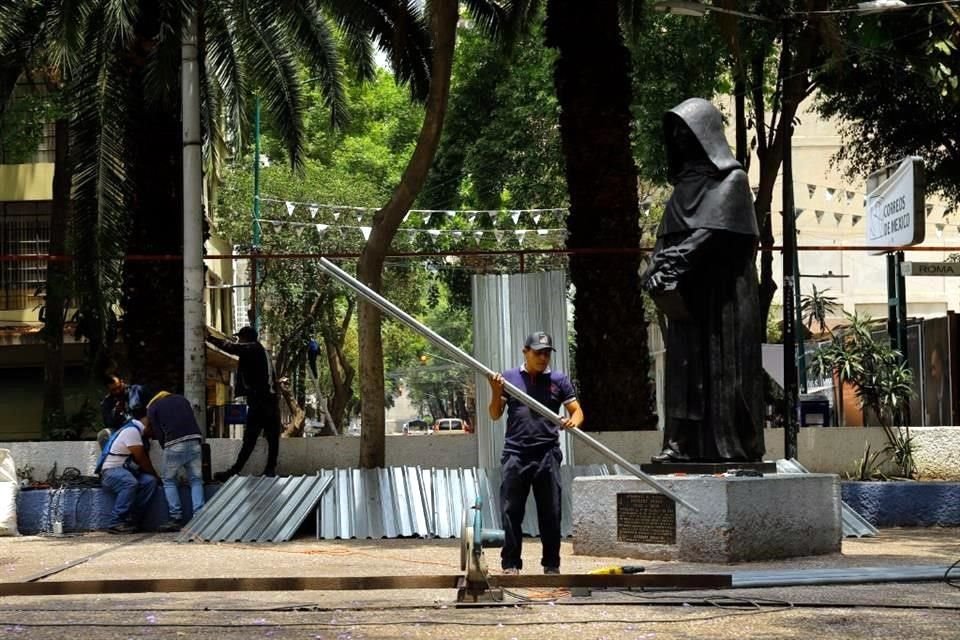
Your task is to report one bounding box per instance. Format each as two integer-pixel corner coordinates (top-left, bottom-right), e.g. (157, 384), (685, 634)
(0, 449), (19, 536)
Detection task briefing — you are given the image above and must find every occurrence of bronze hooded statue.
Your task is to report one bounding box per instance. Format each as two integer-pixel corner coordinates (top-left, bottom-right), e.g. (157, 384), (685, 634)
(643, 98), (765, 463)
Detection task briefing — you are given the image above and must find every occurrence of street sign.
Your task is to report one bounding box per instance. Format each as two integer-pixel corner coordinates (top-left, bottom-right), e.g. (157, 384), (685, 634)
(901, 262), (960, 277)
(866, 157), (925, 248)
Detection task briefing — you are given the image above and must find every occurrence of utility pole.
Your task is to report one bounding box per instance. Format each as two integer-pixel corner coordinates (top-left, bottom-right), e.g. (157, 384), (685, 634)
(781, 23), (799, 461)
(182, 10), (206, 424)
(251, 96), (261, 333)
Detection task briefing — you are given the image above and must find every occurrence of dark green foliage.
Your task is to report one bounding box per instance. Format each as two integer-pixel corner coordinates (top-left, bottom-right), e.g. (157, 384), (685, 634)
(0, 0), (433, 387)
(816, 7), (960, 206)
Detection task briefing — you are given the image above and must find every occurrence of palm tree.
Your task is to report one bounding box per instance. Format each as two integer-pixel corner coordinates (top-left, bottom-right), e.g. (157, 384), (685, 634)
(1, 0), (432, 392)
(541, 0), (657, 429)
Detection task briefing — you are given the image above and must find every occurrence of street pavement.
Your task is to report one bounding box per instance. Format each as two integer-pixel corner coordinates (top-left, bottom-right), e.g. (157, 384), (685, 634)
(0, 528), (957, 639)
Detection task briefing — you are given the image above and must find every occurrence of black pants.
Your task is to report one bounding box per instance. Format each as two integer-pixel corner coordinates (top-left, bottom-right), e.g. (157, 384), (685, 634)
(499, 447), (562, 571)
(232, 396), (280, 474)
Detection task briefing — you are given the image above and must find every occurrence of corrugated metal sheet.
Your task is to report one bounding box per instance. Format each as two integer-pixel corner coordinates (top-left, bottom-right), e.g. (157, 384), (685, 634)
(316, 465), (613, 540)
(472, 271), (573, 470)
(176, 474), (333, 543)
(776, 458), (879, 538)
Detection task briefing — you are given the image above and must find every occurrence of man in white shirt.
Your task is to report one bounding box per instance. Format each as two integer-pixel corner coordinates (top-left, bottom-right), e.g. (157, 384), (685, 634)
(99, 417), (160, 534)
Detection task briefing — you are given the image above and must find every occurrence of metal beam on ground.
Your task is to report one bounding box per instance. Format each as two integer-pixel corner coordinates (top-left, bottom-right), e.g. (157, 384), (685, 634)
(0, 573), (733, 597)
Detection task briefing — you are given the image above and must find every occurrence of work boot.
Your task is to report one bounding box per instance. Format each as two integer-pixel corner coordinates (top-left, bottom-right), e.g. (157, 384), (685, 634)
(262, 468), (276, 478)
(502, 567), (520, 576)
(107, 522), (137, 535)
(213, 468), (236, 482)
(543, 567), (560, 575)
(157, 520), (183, 533)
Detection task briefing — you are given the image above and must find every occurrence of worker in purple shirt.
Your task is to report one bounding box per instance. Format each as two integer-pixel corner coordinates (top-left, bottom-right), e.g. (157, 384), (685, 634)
(487, 331), (584, 576)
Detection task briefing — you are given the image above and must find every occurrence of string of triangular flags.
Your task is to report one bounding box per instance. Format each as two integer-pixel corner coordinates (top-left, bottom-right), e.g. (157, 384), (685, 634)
(786, 208), (960, 236)
(257, 217), (569, 245)
(260, 196), (568, 227)
(795, 181), (956, 220)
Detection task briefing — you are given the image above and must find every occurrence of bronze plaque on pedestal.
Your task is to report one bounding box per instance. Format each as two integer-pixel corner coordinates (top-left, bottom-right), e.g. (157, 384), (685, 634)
(617, 493), (676, 544)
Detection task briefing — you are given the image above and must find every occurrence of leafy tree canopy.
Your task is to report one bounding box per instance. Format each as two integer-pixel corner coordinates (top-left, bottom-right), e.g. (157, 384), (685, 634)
(815, 7), (960, 206)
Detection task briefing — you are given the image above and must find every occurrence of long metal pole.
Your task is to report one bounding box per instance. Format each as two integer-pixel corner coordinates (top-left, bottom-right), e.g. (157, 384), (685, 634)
(780, 23), (799, 461)
(316, 257), (699, 513)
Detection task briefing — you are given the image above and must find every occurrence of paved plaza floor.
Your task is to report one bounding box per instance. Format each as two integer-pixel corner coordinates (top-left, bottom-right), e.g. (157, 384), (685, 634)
(0, 528), (957, 639)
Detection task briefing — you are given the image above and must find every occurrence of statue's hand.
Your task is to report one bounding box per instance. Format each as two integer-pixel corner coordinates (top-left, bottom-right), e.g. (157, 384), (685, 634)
(643, 270), (668, 294)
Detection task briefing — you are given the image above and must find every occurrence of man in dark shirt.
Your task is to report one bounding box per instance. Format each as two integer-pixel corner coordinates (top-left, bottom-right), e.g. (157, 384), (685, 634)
(101, 375), (148, 431)
(144, 392), (205, 532)
(487, 331), (584, 575)
(207, 326), (280, 479)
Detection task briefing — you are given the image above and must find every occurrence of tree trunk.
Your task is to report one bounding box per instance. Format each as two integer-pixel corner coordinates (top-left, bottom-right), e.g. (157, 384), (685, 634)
(749, 13), (823, 335)
(41, 117), (70, 437)
(279, 379), (306, 437)
(323, 296), (354, 432)
(123, 98), (183, 392)
(544, 0), (655, 430)
(356, 0), (457, 468)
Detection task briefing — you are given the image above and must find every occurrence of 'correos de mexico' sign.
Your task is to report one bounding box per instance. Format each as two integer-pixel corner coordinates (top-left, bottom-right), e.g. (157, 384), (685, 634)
(866, 157), (925, 248)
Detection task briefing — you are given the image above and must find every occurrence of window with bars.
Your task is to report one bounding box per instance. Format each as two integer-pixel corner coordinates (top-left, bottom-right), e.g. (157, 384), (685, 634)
(1, 202), (51, 311)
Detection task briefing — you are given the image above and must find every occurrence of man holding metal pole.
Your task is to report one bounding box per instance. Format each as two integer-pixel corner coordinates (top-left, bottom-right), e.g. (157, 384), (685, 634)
(488, 332), (584, 576)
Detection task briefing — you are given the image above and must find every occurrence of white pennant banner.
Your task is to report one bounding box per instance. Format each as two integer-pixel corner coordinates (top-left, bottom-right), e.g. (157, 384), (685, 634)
(511, 211), (521, 225)
(285, 201), (296, 216)
(309, 206), (319, 219)
(315, 224), (329, 237)
(359, 226), (372, 241)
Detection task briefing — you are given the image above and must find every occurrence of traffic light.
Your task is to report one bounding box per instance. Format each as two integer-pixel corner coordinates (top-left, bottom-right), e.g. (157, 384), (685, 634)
(419, 354), (429, 365)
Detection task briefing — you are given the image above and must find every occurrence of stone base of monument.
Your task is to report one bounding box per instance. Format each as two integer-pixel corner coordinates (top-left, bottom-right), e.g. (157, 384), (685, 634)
(572, 474), (841, 563)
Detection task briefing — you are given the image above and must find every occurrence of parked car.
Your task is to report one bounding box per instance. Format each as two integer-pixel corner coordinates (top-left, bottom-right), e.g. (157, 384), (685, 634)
(432, 418), (472, 434)
(402, 419), (431, 435)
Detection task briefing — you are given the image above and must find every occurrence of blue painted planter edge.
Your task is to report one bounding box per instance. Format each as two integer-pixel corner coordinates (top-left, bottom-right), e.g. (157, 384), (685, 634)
(841, 481), (960, 527)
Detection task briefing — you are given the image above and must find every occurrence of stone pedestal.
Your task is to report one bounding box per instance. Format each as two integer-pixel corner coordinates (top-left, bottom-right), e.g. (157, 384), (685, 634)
(572, 474), (841, 562)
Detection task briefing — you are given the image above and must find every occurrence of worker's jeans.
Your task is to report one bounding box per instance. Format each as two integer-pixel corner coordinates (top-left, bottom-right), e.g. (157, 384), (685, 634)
(101, 467), (158, 526)
(162, 439), (205, 522)
(499, 447), (563, 571)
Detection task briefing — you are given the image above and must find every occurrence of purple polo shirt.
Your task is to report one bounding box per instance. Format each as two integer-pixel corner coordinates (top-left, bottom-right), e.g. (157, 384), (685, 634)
(500, 365), (576, 457)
